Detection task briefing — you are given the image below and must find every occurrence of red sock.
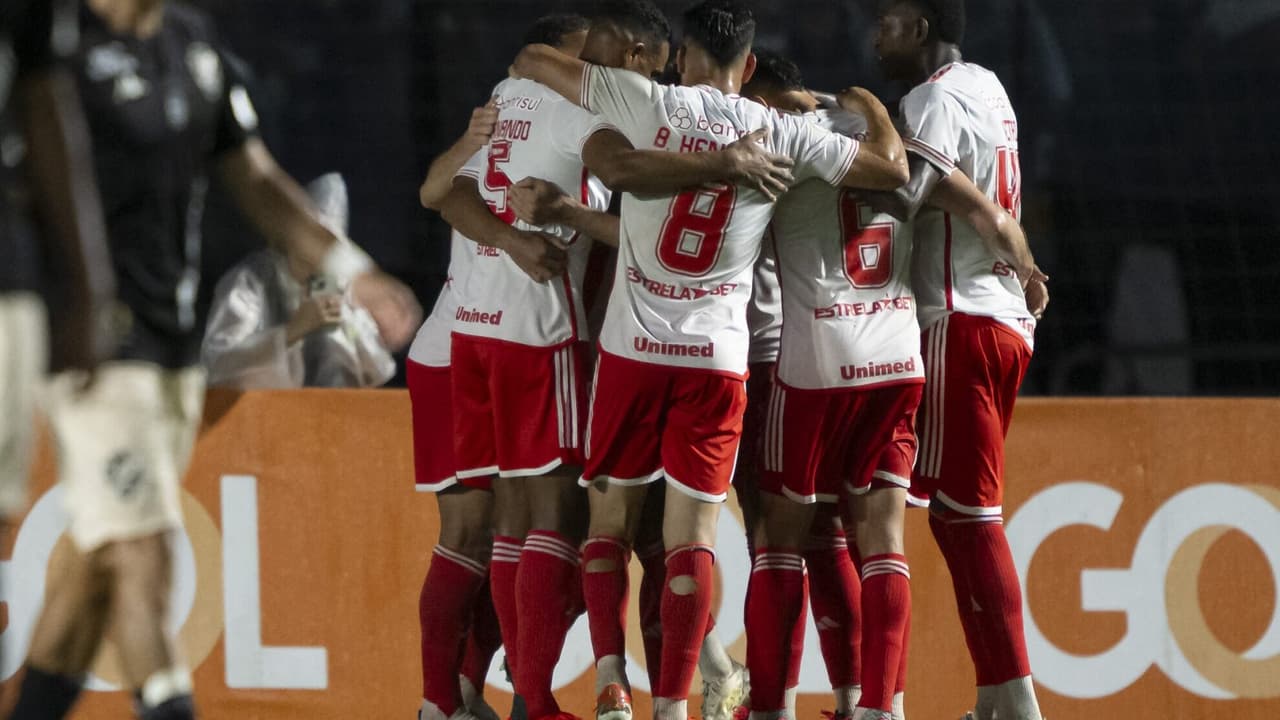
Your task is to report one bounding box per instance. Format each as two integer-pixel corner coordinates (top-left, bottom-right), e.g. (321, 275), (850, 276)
(858, 554), (911, 713)
(658, 545), (715, 701)
(638, 541), (665, 690)
(420, 547), (488, 713)
(583, 537), (631, 662)
(461, 578), (503, 691)
(514, 531), (581, 719)
(930, 514), (992, 685)
(786, 570), (809, 692)
(948, 520), (1031, 684)
(490, 536), (523, 677)
(804, 535), (861, 690)
(745, 548), (805, 711)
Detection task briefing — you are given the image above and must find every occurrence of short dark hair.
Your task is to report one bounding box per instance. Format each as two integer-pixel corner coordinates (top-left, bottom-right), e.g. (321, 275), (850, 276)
(523, 13), (591, 48)
(682, 0), (756, 66)
(592, 0), (672, 49)
(902, 0), (965, 45)
(746, 48), (805, 92)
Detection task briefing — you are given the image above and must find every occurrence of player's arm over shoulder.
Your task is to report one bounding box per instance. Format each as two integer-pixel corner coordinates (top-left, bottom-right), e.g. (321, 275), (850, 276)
(779, 88), (907, 191)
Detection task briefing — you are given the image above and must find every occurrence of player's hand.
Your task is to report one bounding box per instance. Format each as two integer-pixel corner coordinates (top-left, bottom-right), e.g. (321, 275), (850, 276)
(509, 178), (572, 227)
(723, 128), (795, 201)
(1024, 272), (1050, 320)
(287, 293), (343, 345)
(501, 229), (569, 283)
(835, 87), (889, 118)
(349, 271), (423, 351)
(465, 99), (499, 150)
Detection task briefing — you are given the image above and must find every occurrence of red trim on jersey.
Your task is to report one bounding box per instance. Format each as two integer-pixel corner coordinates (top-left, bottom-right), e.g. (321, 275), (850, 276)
(776, 375), (926, 395)
(449, 331), (575, 353)
(560, 166), (592, 342)
(928, 63), (958, 83)
(943, 213), (954, 312)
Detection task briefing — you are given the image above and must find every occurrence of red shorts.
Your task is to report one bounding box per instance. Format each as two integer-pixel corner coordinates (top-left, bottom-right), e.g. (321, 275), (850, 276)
(913, 313), (1031, 516)
(761, 381), (923, 503)
(582, 351), (747, 503)
(407, 361), (473, 491)
(451, 335), (588, 479)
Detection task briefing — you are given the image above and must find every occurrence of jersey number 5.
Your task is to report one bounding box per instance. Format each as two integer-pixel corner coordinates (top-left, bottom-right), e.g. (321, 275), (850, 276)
(838, 191), (894, 289)
(483, 140), (516, 225)
(656, 185), (737, 276)
(996, 147), (1022, 220)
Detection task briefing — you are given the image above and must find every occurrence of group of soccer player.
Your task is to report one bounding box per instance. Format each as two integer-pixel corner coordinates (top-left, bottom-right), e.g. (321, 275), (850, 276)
(410, 2), (1050, 720)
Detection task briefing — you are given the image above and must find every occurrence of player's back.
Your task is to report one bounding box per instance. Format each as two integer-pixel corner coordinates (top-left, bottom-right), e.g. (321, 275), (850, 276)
(582, 66), (858, 376)
(771, 109), (921, 390)
(901, 62), (1033, 346)
(455, 77), (612, 348)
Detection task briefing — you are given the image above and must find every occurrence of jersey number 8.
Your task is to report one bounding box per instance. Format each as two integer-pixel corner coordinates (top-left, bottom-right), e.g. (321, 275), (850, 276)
(838, 191), (894, 289)
(656, 185), (737, 276)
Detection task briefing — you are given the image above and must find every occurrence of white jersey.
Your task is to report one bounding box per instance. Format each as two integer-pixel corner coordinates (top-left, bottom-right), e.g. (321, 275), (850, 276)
(771, 109), (923, 390)
(454, 78), (613, 348)
(901, 62), (1035, 348)
(581, 65), (859, 377)
(408, 230), (474, 368)
(747, 241), (782, 365)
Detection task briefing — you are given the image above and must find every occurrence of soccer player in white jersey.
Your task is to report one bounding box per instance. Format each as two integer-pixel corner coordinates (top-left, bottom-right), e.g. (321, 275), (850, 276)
(408, 17), (591, 720)
(873, 1), (1049, 719)
(733, 52), (923, 720)
(511, 2), (909, 718)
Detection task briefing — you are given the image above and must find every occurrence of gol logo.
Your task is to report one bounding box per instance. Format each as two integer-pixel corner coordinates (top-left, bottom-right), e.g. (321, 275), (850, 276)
(1, 475), (327, 690)
(1008, 482), (1280, 700)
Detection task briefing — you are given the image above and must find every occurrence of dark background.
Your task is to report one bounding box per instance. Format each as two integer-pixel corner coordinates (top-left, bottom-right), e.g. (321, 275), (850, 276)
(190, 0), (1280, 395)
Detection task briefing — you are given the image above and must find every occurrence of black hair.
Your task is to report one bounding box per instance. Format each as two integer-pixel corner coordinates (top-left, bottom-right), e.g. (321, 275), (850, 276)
(592, 0), (672, 49)
(523, 13), (591, 48)
(682, 0), (756, 66)
(745, 48), (805, 92)
(897, 0), (965, 45)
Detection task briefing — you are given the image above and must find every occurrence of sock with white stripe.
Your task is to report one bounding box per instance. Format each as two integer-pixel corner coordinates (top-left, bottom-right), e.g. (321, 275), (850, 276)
(514, 530), (581, 718)
(420, 546), (488, 715)
(490, 536), (524, 677)
(857, 554), (911, 714)
(745, 549), (805, 712)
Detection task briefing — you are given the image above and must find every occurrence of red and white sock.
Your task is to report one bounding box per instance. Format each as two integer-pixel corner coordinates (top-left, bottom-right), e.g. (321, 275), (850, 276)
(947, 519), (1031, 685)
(657, 544), (715, 703)
(857, 554), (911, 713)
(804, 532), (861, 692)
(490, 536), (523, 677)
(638, 541), (666, 691)
(514, 530), (582, 719)
(419, 546), (488, 714)
(461, 578), (503, 694)
(745, 548), (805, 712)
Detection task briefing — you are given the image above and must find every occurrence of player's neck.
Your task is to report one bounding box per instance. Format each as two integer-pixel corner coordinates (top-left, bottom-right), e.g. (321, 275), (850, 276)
(684, 67), (742, 96)
(911, 44), (963, 86)
(88, 0), (165, 39)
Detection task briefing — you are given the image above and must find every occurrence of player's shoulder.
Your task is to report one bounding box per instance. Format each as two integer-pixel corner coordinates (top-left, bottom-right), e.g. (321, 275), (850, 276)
(802, 108), (867, 139)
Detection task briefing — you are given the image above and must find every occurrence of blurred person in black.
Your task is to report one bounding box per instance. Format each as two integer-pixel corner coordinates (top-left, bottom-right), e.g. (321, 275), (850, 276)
(0, 0), (116, 666)
(7, 1), (421, 719)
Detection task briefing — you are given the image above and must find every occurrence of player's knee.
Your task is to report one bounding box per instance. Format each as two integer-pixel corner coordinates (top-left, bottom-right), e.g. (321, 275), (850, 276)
(668, 574), (698, 596)
(584, 557), (617, 573)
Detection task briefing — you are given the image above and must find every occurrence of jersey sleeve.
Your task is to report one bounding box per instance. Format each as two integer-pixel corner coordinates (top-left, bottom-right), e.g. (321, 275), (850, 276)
(899, 84), (963, 175)
(776, 113), (859, 187)
(580, 64), (662, 139)
(552, 100), (618, 162)
(211, 49), (261, 157)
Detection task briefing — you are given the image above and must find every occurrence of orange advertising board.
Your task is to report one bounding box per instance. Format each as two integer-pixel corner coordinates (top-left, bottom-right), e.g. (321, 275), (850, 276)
(2, 392), (1277, 719)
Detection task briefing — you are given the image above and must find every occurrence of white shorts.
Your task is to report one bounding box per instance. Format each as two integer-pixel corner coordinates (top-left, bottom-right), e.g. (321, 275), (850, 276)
(45, 362), (205, 550)
(0, 293), (48, 517)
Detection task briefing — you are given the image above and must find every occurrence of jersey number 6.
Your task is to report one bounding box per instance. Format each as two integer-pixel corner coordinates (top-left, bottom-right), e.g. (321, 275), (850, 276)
(656, 185), (737, 277)
(838, 191), (894, 289)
